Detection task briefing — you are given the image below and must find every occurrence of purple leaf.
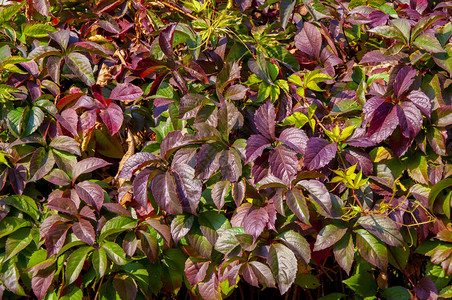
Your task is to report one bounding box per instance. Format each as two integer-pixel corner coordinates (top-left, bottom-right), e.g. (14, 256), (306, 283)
(72, 219), (95, 245)
(195, 143), (222, 180)
(179, 93), (208, 118)
(269, 145), (298, 184)
(295, 22), (322, 59)
(119, 152), (160, 180)
(28, 148), (55, 182)
(72, 157), (112, 183)
(314, 224), (347, 251)
(245, 134), (271, 164)
(75, 181), (104, 211)
(360, 50), (406, 63)
(99, 103), (123, 135)
(242, 263), (259, 287)
(252, 152), (270, 184)
(243, 207), (269, 241)
(393, 66), (416, 98)
(254, 101), (276, 141)
(171, 215), (194, 244)
(217, 101), (243, 141)
(80, 206), (96, 220)
(56, 108), (78, 137)
(298, 180), (332, 216)
(363, 96), (386, 125)
(139, 230), (158, 263)
(303, 138), (337, 171)
(333, 233), (354, 275)
(32, 268), (56, 300)
(343, 148), (373, 176)
(45, 222), (70, 257)
(267, 243), (297, 295)
(113, 275), (137, 300)
(358, 215), (403, 247)
(44, 169), (71, 186)
(160, 130), (191, 161)
(231, 203), (253, 228)
(132, 168), (154, 207)
(277, 127), (308, 154)
(232, 179), (245, 207)
(46, 198), (78, 216)
(278, 230), (311, 266)
(110, 83), (143, 102)
(368, 102), (398, 143)
(198, 272), (221, 300)
(397, 102), (423, 139)
(151, 171), (182, 215)
(286, 189), (309, 224)
(406, 90), (432, 118)
(49, 136), (80, 156)
(80, 110), (97, 133)
(212, 181), (229, 211)
(185, 258), (209, 285)
(225, 84), (248, 100)
(414, 277), (438, 300)
(102, 203), (131, 217)
(49, 30), (70, 49)
(172, 164), (202, 214)
(32, 0), (50, 17)
(159, 23), (177, 60)
(219, 149), (242, 182)
(144, 219), (172, 246)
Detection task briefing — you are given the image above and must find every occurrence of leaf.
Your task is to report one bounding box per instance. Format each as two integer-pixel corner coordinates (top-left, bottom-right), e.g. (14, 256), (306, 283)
(31, 266), (55, 299)
(75, 181), (104, 211)
(303, 138), (337, 170)
(23, 24), (56, 38)
(368, 25), (405, 41)
(314, 224), (347, 251)
(65, 246), (93, 285)
(151, 171), (182, 215)
(355, 229), (388, 270)
(0, 259), (27, 296)
(219, 149), (242, 182)
(99, 216), (137, 243)
(433, 105), (452, 127)
(45, 222), (70, 257)
(277, 230), (311, 265)
(212, 180), (229, 211)
(249, 261), (276, 288)
(333, 233), (354, 275)
(133, 168), (154, 207)
(171, 214), (194, 244)
(99, 103), (123, 135)
(119, 152), (160, 180)
(72, 219), (96, 246)
(368, 102), (399, 143)
(49, 30), (70, 50)
(113, 274), (137, 300)
(245, 134), (271, 164)
(92, 247), (107, 279)
(32, 0), (50, 16)
(4, 227), (33, 262)
(29, 148), (55, 182)
(358, 215), (403, 247)
(286, 188), (310, 224)
(243, 206), (269, 241)
(381, 286), (412, 300)
(342, 270), (378, 297)
(24, 106), (44, 136)
(281, 112), (309, 128)
(198, 272), (221, 300)
(414, 33), (445, 53)
(1, 195), (40, 221)
(49, 136), (80, 156)
(393, 66), (416, 98)
(429, 178), (452, 210)
(188, 227), (212, 259)
(254, 101), (276, 141)
(184, 257), (209, 285)
(280, 0), (295, 29)
(64, 52), (95, 86)
(232, 179), (245, 207)
(199, 211), (231, 246)
(159, 23), (177, 60)
(172, 163), (202, 214)
(217, 101), (242, 141)
(396, 102), (423, 139)
(139, 230), (159, 263)
(110, 83), (143, 101)
(102, 240), (128, 265)
(268, 243), (297, 295)
(278, 127), (309, 154)
(298, 180), (332, 215)
(225, 84), (248, 100)
(295, 22), (322, 59)
(414, 277), (438, 300)
(269, 145), (298, 184)
(72, 157), (111, 183)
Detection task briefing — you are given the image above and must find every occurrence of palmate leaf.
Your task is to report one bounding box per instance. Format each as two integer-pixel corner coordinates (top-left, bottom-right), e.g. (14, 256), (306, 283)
(243, 206), (269, 241)
(298, 180), (332, 216)
(199, 212), (231, 246)
(355, 229), (388, 271)
(24, 106), (44, 136)
(113, 275), (138, 300)
(198, 272), (221, 300)
(28, 149), (55, 183)
(358, 215), (403, 247)
(64, 52), (95, 86)
(172, 163), (202, 214)
(277, 127), (308, 154)
(268, 243), (297, 295)
(132, 168), (155, 207)
(171, 214), (194, 244)
(413, 33), (445, 53)
(303, 138), (337, 171)
(406, 90), (431, 118)
(219, 148), (242, 182)
(72, 219), (96, 246)
(4, 228), (33, 262)
(185, 257), (209, 285)
(49, 136), (80, 156)
(212, 180), (229, 211)
(45, 222), (70, 257)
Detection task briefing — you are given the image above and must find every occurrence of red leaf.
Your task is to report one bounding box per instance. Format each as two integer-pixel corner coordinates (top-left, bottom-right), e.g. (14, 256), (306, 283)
(72, 219), (95, 245)
(72, 157), (112, 183)
(303, 138), (337, 171)
(243, 207), (269, 241)
(397, 102), (423, 139)
(32, 268), (56, 300)
(119, 152), (160, 180)
(159, 23), (177, 60)
(393, 66), (416, 98)
(368, 102), (398, 143)
(110, 83), (143, 102)
(254, 101), (276, 141)
(75, 181), (104, 211)
(151, 171), (182, 215)
(99, 103), (123, 135)
(185, 258), (209, 285)
(132, 168), (153, 207)
(295, 22), (322, 59)
(45, 222), (70, 257)
(198, 272), (221, 300)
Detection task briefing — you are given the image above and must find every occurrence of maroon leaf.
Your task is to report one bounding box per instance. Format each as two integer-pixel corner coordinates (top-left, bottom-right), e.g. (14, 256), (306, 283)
(144, 219), (172, 246)
(343, 148), (373, 176)
(32, 0), (50, 17)
(303, 138), (337, 171)
(406, 90), (432, 118)
(46, 198), (78, 216)
(72, 219), (95, 245)
(254, 101), (276, 141)
(99, 103), (123, 135)
(286, 189), (309, 224)
(295, 22), (322, 59)
(242, 263), (259, 287)
(212, 181), (229, 211)
(414, 277), (438, 300)
(32, 267), (56, 300)
(243, 207), (269, 241)
(231, 203), (253, 228)
(151, 171), (182, 215)
(139, 230), (159, 263)
(225, 84), (248, 100)
(119, 152), (160, 180)
(72, 157), (112, 183)
(160, 130), (191, 161)
(110, 83), (143, 102)
(184, 61), (209, 83)
(80, 110), (97, 132)
(49, 136), (80, 156)
(195, 143), (222, 180)
(333, 233), (354, 275)
(159, 23), (177, 60)
(397, 102), (423, 139)
(49, 30), (70, 49)
(252, 152), (271, 184)
(40, 215), (67, 237)
(298, 180), (332, 216)
(368, 102), (399, 143)
(185, 258), (209, 285)
(112, 275), (138, 300)
(393, 66), (416, 98)
(269, 145), (298, 184)
(102, 203), (131, 217)
(80, 206), (96, 220)
(75, 181), (104, 211)
(277, 127), (308, 154)
(219, 149), (242, 182)
(358, 215), (403, 247)
(171, 215), (194, 244)
(29, 148), (56, 182)
(245, 134), (271, 164)
(133, 168), (154, 207)
(172, 164), (202, 214)
(232, 179), (246, 207)
(45, 222), (70, 257)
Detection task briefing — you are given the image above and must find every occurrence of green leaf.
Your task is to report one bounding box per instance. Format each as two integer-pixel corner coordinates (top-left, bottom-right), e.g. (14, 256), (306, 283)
(268, 243), (297, 295)
(439, 285), (452, 298)
(60, 286), (83, 300)
(358, 215), (403, 247)
(0, 259), (27, 296)
(0, 3), (24, 23)
(23, 24), (56, 38)
(281, 112), (309, 128)
(429, 178), (452, 213)
(1, 195), (40, 221)
(368, 25), (405, 42)
(7, 107), (25, 136)
(343, 270), (377, 297)
(277, 230), (311, 265)
(381, 286), (412, 300)
(333, 232), (354, 275)
(64, 52), (95, 86)
(3, 227), (33, 262)
(102, 241), (128, 265)
(295, 273), (320, 289)
(0, 217), (31, 238)
(355, 229), (388, 270)
(413, 33), (445, 53)
(24, 106), (44, 136)
(92, 247), (107, 279)
(65, 246), (94, 285)
(317, 293), (347, 300)
(99, 216), (138, 243)
(314, 224), (347, 251)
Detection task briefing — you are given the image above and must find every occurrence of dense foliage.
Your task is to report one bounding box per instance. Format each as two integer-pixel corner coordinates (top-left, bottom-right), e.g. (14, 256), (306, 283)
(0, 0), (451, 298)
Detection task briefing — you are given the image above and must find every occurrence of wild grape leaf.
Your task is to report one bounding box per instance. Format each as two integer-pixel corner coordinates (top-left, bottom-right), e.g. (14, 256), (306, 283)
(151, 171), (182, 215)
(393, 66), (416, 98)
(217, 101), (243, 141)
(298, 180), (332, 216)
(45, 222), (70, 257)
(198, 272), (221, 300)
(314, 224), (347, 251)
(358, 215), (403, 247)
(179, 93), (208, 119)
(280, 0), (296, 29)
(171, 214), (194, 244)
(333, 233), (354, 275)
(72, 219), (95, 246)
(32, 267), (56, 300)
(212, 180), (229, 211)
(110, 83), (143, 101)
(64, 52), (95, 86)
(427, 127), (446, 156)
(199, 212), (231, 246)
(195, 143), (222, 180)
(46, 198), (78, 216)
(133, 168), (154, 207)
(72, 157), (111, 183)
(267, 243), (297, 295)
(243, 207), (269, 241)
(172, 163), (202, 214)
(368, 25), (405, 41)
(277, 127), (308, 154)
(49, 136), (80, 156)
(102, 241), (127, 265)
(294, 22), (322, 59)
(396, 102), (423, 139)
(368, 102), (398, 143)
(66, 246), (93, 285)
(278, 230), (311, 265)
(143, 219), (171, 246)
(286, 189), (309, 224)
(188, 226), (213, 258)
(57, 108), (79, 137)
(242, 263), (259, 287)
(159, 23), (177, 60)
(245, 134), (270, 164)
(355, 229), (388, 271)
(29, 148), (55, 182)
(99, 103), (123, 135)
(75, 181), (104, 211)
(140, 230), (159, 263)
(303, 138), (337, 171)
(406, 90), (431, 118)
(119, 152), (160, 180)
(219, 149), (242, 182)
(269, 145), (298, 184)
(254, 101), (276, 141)
(413, 33), (445, 53)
